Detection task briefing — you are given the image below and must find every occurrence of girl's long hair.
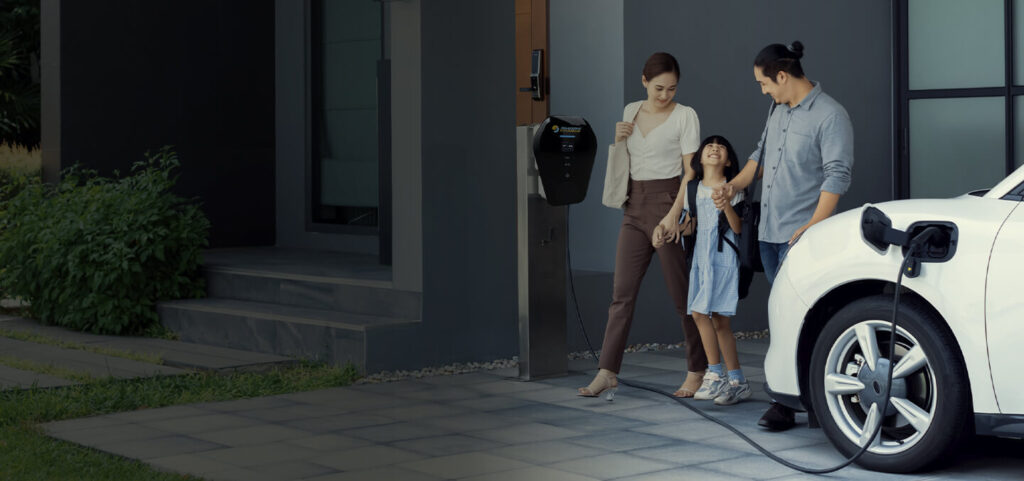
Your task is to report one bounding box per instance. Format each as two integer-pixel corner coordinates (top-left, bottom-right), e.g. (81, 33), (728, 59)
(690, 135), (740, 182)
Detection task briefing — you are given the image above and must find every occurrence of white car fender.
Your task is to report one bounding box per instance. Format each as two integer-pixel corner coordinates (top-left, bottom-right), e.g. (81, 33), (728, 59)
(767, 197), (1018, 414)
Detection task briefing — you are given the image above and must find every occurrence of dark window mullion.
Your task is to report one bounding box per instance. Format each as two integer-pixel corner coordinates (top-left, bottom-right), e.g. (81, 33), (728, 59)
(906, 87), (1006, 99)
(1006, 0), (1015, 175)
(899, 0), (910, 199)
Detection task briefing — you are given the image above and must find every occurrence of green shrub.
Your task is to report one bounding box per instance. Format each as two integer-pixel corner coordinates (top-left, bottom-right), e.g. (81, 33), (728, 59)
(0, 147), (209, 334)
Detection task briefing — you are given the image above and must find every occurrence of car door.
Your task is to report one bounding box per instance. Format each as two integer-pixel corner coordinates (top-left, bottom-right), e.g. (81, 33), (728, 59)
(985, 186), (1024, 414)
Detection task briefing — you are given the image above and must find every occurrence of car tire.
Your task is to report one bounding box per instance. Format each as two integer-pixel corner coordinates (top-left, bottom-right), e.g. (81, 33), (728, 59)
(808, 294), (971, 473)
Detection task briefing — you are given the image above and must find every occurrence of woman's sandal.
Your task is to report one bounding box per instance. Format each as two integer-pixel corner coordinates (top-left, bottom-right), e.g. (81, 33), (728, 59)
(673, 370), (705, 398)
(577, 370), (619, 401)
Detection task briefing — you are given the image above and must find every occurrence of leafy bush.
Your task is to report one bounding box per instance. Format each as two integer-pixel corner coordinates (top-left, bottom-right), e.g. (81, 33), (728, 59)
(0, 147), (209, 334)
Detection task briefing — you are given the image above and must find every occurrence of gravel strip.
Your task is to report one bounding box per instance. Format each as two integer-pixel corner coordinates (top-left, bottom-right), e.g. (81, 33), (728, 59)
(357, 330), (770, 384)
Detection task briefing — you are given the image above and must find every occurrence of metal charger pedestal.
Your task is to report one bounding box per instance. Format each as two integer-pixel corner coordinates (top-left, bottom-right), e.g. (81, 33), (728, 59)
(516, 124), (568, 380)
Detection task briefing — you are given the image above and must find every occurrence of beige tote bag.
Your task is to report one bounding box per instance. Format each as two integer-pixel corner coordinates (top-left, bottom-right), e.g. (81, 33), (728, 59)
(602, 102), (642, 209)
(602, 142), (629, 208)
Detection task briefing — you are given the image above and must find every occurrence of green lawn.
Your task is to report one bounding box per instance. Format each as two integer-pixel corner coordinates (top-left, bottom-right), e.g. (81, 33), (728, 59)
(0, 363), (360, 480)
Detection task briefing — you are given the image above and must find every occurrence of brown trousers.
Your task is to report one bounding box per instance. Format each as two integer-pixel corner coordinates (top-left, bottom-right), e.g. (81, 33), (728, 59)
(599, 177), (708, 373)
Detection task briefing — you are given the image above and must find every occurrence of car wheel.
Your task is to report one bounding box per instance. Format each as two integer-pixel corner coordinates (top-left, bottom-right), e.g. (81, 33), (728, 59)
(808, 295), (971, 473)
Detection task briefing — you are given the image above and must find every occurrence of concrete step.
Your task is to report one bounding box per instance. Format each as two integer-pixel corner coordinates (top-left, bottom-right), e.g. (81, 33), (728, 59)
(204, 266), (421, 319)
(157, 299), (421, 372)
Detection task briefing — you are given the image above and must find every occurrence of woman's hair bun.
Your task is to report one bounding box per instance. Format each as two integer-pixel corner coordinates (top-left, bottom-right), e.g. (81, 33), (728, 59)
(787, 41), (804, 59)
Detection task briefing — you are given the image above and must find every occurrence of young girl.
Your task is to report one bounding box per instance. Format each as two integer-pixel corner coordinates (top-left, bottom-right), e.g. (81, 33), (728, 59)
(682, 135), (751, 405)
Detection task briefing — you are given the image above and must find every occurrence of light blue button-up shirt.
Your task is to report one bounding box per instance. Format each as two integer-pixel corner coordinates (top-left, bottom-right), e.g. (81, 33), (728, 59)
(748, 82), (854, 243)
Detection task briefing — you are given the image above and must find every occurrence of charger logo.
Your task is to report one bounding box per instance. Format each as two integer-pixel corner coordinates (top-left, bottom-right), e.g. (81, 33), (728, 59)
(552, 125), (560, 133)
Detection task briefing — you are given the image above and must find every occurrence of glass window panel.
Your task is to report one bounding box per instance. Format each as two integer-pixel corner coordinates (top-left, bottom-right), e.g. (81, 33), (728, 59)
(1016, 96), (1024, 169)
(910, 97), (1005, 198)
(1017, 0), (1024, 85)
(909, 0), (1004, 90)
(316, 0), (381, 224)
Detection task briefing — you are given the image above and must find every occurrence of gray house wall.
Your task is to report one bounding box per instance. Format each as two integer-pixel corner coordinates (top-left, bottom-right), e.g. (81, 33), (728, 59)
(418, 1), (519, 365)
(553, 0), (894, 352)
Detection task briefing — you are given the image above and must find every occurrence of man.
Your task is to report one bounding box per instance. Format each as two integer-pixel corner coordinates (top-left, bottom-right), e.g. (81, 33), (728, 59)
(714, 41), (854, 431)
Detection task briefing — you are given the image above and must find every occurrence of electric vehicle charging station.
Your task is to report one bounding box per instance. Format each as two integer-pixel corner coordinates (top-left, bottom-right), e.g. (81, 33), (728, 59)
(515, 116), (596, 380)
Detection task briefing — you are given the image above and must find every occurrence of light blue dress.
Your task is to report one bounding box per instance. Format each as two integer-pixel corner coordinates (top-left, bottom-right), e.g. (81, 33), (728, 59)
(686, 182), (742, 316)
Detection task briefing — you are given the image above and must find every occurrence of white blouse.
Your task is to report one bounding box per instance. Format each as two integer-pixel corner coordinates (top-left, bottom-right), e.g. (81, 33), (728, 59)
(623, 101), (700, 181)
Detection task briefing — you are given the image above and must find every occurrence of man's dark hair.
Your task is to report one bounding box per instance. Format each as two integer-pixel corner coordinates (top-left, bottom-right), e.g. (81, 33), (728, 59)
(754, 41), (805, 82)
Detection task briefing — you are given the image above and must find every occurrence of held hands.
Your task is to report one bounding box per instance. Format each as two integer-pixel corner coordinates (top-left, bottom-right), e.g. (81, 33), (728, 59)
(711, 183), (737, 210)
(615, 122), (634, 143)
(652, 214), (681, 249)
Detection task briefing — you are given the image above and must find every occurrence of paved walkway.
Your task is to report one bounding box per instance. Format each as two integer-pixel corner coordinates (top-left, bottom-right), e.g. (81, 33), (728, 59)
(0, 315), (295, 389)
(37, 338), (1024, 481)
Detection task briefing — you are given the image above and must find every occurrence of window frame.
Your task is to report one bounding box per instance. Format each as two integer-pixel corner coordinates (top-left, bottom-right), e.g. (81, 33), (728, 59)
(896, 0), (1021, 199)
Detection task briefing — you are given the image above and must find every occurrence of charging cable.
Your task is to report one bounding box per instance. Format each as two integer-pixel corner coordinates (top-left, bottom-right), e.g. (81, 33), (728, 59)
(566, 205), (936, 474)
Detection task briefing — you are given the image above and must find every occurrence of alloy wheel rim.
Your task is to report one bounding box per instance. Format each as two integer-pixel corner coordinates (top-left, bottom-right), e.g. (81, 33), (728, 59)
(823, 320), (937, 455)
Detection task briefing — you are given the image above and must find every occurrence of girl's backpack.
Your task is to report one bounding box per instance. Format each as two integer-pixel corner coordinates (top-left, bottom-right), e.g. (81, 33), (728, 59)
(685, 179), (756, 300)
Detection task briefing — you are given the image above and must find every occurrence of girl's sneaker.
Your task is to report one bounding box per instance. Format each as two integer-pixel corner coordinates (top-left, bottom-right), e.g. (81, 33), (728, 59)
(714, 379), (752, 405)
(693, 372), (728, 400)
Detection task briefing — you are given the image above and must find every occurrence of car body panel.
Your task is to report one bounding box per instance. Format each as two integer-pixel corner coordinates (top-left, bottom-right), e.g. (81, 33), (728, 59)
(985, 202), (1024, 414)
(765, 195), (1020, 415)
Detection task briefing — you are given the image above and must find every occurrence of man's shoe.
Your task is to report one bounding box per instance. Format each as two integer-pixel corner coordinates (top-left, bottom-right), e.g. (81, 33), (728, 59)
(758, 402), (795, 431)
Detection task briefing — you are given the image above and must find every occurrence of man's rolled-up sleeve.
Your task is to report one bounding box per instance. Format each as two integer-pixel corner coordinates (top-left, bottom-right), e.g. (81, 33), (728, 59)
(819, 112), (854, 195)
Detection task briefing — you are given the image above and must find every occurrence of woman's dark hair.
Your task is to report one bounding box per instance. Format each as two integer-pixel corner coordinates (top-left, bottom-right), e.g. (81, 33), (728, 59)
(754, 41), (805, 81)
(642, 52), (680, 81)
(691, 135), (740, 182)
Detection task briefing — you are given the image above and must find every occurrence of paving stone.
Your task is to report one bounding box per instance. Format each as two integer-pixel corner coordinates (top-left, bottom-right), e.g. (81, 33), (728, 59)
(490, 404), (589, 423)
(628, 442), (749, 466)
(471, 422), (582, 444)
(568, 431), (677, 452)
(192, 425), (312, 447)
(460, 466), (600, 481)
(393, 434), (505, 457)
(101, 435), (226, 460)
(364, 402), (469, 421)
(543, 412), (648, 434)
(342, 421), (450, 443)
(282, 432), (370, 451)
(417, 412), (525, 432)
(549, 452), (677, 479)
(451, 395), (537, 411)
(615, 466), (756, 481)
(113, 405), (213, 423)
(237, 460), (336, 480)
(310, 445), (425, 471)
(400, 452), (531, 479)
(235, 403), (349, 422)
(471, 379), (552, 395)
(487, 440), (608, 465)
(41, 415), (130, 434)
(702, 453), (811, 480)
(284, 413), (395, 433)
(145, 414), (271, 435)
(349, 379), (434, 394)
(49, 423), (172, 446)
(146, 453), (240, 476)
(199, 442), (318, 467)
(302, 466), (442, 481)
(398, 386), (483, 402)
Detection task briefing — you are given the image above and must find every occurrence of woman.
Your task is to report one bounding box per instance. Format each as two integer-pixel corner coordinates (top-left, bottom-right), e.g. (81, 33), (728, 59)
(578, 52), (707, 399)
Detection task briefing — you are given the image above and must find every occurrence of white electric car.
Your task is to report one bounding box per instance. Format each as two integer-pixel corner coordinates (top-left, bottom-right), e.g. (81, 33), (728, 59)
(765, 165), (1024, 473)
